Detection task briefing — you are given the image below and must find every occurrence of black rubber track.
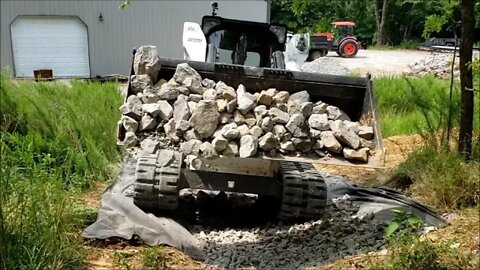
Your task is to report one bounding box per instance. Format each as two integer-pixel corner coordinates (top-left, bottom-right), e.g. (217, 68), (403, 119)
(277, 161), (328, 220)
(133, 151), (182, 210)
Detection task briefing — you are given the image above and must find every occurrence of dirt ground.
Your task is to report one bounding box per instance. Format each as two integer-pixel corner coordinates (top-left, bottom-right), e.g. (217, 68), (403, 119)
(328, 49), (434, 76)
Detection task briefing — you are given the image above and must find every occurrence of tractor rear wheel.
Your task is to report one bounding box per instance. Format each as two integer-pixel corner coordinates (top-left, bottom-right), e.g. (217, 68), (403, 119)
(339, 40), (359, 58)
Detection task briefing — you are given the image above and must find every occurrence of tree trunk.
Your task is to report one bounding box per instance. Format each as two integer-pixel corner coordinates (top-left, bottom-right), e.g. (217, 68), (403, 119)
(459, 0), (475, 159)
(375, 0), (389, 46)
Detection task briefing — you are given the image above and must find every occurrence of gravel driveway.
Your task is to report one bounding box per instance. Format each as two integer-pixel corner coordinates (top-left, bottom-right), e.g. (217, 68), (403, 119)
(302, 49), (435, 77)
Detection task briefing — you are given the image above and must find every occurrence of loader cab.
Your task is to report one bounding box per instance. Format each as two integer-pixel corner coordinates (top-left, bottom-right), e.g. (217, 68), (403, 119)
(201, 16), (287, 68)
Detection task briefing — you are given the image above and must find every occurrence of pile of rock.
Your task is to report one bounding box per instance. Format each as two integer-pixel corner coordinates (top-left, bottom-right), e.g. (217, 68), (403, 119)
(301, 57), (350, 75)
(193, 198), (386, 269)
(405, 53), (459, 78)
(118, 46), (375, 163)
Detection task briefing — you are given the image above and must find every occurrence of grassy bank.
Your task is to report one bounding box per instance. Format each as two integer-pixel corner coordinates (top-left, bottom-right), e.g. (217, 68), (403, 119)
(374, 75), (465, 137)
(0, 76), (122, 269)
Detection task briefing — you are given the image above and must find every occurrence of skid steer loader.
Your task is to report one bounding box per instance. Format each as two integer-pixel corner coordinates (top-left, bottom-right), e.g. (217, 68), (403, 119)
(118, 5), (384, 221)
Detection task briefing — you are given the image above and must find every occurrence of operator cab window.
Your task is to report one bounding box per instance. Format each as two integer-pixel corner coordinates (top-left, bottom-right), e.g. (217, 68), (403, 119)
(208, 30), (262, 67)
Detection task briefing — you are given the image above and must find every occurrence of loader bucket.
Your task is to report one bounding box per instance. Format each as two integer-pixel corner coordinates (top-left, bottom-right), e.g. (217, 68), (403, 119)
(122, 55), (384, 168)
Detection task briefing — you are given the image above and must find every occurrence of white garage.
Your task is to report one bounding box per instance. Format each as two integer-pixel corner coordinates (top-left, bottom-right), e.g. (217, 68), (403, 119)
(10, 16), (90, 77)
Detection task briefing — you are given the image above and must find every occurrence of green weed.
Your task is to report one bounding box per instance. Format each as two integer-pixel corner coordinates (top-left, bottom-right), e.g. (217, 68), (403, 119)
(0, 75), (123, 269)
(143, 246), (166, 269)
(368, 233), (476, 270)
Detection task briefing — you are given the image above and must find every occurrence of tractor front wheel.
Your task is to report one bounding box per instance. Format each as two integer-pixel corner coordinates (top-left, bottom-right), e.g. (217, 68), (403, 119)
(339, 40), (359, 58)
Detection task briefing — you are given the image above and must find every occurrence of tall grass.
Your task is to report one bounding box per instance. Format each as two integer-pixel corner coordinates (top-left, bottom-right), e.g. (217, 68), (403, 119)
(0, 75), (122, 269)
(373, 75), (466, 137)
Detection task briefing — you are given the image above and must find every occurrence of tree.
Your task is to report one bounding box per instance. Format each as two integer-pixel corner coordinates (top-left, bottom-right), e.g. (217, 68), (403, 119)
(374, 0), (390, 45)
(459, 0), (475, 159)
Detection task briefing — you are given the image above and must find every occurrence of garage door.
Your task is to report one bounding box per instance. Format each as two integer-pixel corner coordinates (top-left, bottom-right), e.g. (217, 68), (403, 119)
(11, 16), (90, 77)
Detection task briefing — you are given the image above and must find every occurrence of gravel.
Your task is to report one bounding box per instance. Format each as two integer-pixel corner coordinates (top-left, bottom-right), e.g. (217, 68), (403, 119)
(302, 57), (350, 76)
(192, 197), (387, 270)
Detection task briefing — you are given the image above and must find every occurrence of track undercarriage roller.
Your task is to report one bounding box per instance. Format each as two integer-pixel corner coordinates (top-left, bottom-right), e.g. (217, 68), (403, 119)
(278, 161), (328, 220)
(134, 150), (182, 210)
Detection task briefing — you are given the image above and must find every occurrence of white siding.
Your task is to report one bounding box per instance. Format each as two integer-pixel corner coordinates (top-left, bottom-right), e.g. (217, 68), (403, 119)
(0, 0), (269, 77)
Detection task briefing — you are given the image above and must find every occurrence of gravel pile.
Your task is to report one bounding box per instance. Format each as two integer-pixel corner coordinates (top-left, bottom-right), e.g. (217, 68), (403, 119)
(405, 52), (459, 78)
(118, 46), (376, 164)
(301, 57), (350, 76)
(193, 197), (386, 270)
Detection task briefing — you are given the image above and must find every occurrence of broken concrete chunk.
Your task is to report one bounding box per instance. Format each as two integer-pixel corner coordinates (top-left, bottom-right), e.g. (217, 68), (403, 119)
(239, 135), (258, 158)
(216, 81), (237, 101)
(142, 103), (161, 117)
(184, 129), (201, 141)
(120, 95), (143, 120)
(360, 138), (375, 149)
(164, 119), (180, 142)
(123, 132), (138, 148)
(250, 126), (263, 138)
(226, 99), (237, 113)
(202, 78), (216, 89)
(313, 140), (324, 150)
(321, 131), (342, 153)
(292, 138), (313, 152)
(343, 147), (369, 162)
(140, 138), (160, 154)
(173, 98), (191, 123)
(188, 94), (203, 102)
(212, 136), (228, 152)
(301, 102), (314, 117)
(138, 114), (157, 131)
(175, 119), (191, 133)
(121, 115), (138, 133)
(261, 117), (274, 132)
(219, 112), (232, 124)
(308, 114), (330, 131)
(257, 88), (277, 106)
(312, 103), (328, 114)
(287, 101), (303, 115)
(344, 121), (360, 134)
(273, 91), (289, 104)
(223, 141), (239, 157)
(233, 110), (246, 125)
(158, 83), (180, 100)
(130, 74), (152, 94)
(358, 125), (374, 140)
(156, 100), (173, 120)
(221, 123), (240, 139)
(334, 122), (360, 149)
(244, 113), (257, 127)
(189, 100), (220, 139)
(237, 92), (256, 115)
(326, 105), (351, 121)
(216, 99), (228, 112)
(309, 128), (321, 139)
(269, 108), (290, 124)
(329, 120), (342, 133)
(275, 102), (288, 112)
(258, 132), (278, 151)
(289, 90), (310, 103)
(202, 88), (217, 101)
(180, 139), (202, 155)
(280, 141), (295, 152)
(173, 63), (203, 94)
(237, 124), (250, 137)
(273, 124), (287, 139)
(285, 114), (309, 138)
(133, 46), (161, 82)
(200, 142), (218, 158)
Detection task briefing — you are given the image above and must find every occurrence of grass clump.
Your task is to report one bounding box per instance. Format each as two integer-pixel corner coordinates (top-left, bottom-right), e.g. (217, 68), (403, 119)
(374, 75), (462, 137)
(0, 75), (122, 269)
(368, 233), (476, 270)
(143, 247), (166, 269)
(388, 146), (479, 211)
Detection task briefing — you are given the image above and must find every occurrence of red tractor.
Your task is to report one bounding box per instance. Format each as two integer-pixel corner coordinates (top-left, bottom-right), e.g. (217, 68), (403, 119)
(309, 21), (361, 60)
